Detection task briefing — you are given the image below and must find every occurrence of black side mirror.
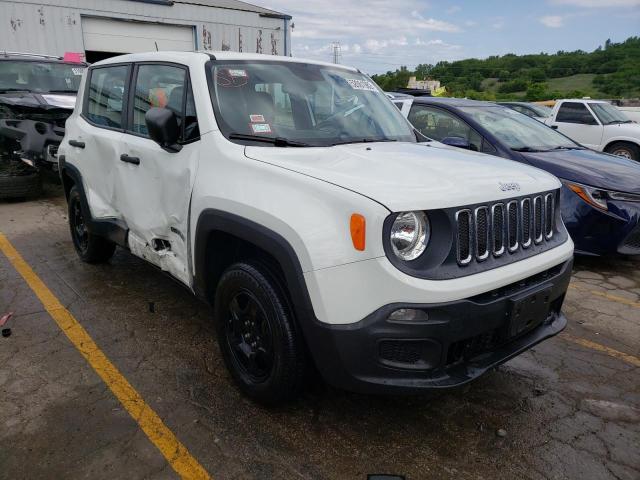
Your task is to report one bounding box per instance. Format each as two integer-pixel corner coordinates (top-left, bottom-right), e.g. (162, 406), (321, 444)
(145, 107), (182, 153)
(441, 136), (471, 150)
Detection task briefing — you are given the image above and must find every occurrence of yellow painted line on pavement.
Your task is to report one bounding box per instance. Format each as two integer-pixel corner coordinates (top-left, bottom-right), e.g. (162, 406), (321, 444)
(0, 233), (211, 480)
(569, 282), (640, 309)
(563, 334), (640, 368)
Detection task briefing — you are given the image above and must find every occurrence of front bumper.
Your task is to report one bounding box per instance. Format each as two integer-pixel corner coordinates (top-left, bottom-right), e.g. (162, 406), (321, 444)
(303, 259), (572, 394)
(561, 188), (640, 255)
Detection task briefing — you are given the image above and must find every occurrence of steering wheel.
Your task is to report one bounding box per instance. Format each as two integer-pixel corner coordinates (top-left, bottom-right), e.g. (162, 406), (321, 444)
(316, 104), (366, 130)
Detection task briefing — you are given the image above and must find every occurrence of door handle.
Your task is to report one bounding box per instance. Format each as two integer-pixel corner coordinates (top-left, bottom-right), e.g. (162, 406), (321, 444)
(120, 154), (140, 165)
(69, 140), (85, 148)
(551, 125), (558, 129)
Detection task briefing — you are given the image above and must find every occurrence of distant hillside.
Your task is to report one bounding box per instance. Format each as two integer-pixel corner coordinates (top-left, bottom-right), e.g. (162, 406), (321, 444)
(371, 37), (640, 100)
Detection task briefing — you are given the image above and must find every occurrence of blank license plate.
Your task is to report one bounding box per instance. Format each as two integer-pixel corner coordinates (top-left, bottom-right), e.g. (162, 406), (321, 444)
(508, 285), (552, 338)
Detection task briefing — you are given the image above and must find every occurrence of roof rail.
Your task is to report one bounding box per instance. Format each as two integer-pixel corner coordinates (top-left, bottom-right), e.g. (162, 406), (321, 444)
(1, 51), (63, 60)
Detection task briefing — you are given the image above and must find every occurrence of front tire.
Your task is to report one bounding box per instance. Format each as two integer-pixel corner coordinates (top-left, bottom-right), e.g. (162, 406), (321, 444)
(605, 142), (640, 161)
(68, 186), (116, 263)
(214, 261), (307, 405)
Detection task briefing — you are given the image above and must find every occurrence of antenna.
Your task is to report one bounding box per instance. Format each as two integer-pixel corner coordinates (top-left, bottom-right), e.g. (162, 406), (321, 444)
(155, 41), (159, 52)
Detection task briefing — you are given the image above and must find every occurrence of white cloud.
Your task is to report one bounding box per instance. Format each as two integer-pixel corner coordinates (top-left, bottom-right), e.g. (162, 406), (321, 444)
(415, 38), (461, 49)
(540, 15), (564, 27)
(257, 0), (466, 73)
(550, 0), (640, 6)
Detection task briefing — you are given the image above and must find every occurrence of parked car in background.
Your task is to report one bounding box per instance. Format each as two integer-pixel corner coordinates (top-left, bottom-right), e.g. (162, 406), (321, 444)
(59, 51), (574, 404)
(391, 95), (640, 256)
(543, 99), (640, 161)
(0, 52), (86, 199)
(498, 101), (553, 121)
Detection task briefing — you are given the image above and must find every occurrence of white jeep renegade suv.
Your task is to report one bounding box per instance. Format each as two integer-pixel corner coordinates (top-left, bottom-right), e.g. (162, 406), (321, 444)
(59, 52), (574, 404)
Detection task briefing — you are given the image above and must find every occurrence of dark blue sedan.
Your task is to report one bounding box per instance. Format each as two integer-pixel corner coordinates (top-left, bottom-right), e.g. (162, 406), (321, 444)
(391, 95), (640, 256)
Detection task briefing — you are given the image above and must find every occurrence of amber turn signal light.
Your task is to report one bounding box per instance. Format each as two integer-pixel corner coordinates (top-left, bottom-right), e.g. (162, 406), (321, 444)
(350, 214), (366, 251)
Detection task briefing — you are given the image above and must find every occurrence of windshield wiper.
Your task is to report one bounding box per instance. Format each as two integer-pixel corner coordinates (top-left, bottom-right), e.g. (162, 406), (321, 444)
(551, 145), (584, 150)
(511, 147), (544, 152)
(0, 88), (30, 93)
(331, 138), (398, 146)
(228, 133), (309, 147)
(45, 89), (78, 94)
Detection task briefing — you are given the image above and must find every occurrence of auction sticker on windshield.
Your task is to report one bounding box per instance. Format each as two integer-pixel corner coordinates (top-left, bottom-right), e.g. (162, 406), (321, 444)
(346, 79), (378, 92)
(251, 123), (272, 134)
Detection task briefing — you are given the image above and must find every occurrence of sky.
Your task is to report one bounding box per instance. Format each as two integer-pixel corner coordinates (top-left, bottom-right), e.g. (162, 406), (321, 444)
(257, 0), (640, 75)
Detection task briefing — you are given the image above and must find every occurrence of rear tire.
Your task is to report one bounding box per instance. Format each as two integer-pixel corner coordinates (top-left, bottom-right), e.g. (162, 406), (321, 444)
(68, 186), (116, 263)
(214, 261), (307, 405)
(605, 142), (640, 161)
(0, 159), (42, 200)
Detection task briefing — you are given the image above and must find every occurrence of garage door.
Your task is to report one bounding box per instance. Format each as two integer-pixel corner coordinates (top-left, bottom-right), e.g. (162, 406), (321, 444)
(82, 17), (195, 55)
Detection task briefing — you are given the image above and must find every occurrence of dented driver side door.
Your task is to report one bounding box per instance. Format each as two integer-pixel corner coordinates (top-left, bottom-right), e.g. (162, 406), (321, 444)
(114, 62), (200, 287)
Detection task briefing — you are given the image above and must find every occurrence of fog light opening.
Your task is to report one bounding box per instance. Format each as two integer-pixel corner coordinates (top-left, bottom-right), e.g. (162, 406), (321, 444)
(387, 308), (428, 322)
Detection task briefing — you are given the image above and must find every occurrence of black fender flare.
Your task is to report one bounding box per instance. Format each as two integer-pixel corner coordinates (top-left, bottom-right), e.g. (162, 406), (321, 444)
(193, 209), (316, 325)
(58, 156), (128, 247)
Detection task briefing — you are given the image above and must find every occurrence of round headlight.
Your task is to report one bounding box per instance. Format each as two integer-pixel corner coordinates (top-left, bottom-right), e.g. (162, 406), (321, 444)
(390, 211), (430, 261)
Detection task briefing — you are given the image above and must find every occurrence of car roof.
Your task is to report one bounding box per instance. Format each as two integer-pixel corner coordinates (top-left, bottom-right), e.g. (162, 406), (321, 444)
(411, 97), (499, 108)
(559, 98), (608, 104)
(92, 51), (359, 72)
(0, 51), (86, 65)
(497, 101), (535, 106)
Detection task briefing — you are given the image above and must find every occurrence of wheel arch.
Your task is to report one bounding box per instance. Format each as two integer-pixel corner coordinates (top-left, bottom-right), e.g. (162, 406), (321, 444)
(604, 138), (640, 152)
(193, 209), (316, 326)
(58, 156), (128, 247)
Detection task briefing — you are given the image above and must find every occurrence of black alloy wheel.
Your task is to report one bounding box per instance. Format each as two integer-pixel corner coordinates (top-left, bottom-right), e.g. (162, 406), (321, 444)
(67, 186), (116, 263)
(214, 261), (308, 404)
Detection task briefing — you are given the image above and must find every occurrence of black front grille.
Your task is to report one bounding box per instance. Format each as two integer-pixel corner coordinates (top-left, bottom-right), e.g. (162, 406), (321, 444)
(507, 201), (518, 251)
(621, 227), (640, 252)
(456, 210), (472, 264)
(446, 329), (500, 366)
(522, 198), (531, 247)
(545, 193), (555, 239)
(534, 196), (543, 243)
(475, 207), (489, 260)
(492, 203), (505, 255)
(455, 191), (558, 266)
(379, 340), (421, 365)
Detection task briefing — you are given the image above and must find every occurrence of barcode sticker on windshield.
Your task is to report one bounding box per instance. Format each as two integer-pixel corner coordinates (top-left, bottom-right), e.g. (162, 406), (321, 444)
(251, 123), (272, 134)
(71, 68), (84, 75)
(228, 69), (248, 77)
(346, 79), (377, 92)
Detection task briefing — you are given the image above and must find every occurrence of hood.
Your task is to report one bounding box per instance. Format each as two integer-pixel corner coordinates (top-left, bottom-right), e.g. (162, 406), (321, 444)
(0, 92), (76, 111)
(520, 148), (640, 194)
(245, 142), (560, 212)
(606, 122), (640, 135)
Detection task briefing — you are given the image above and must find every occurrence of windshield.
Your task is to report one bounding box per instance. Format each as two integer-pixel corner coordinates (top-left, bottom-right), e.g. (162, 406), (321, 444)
(527, 103), (553, 118)
(0, 60), (85, 93)
(459, 106), (579, 151)
(589, 102), (631, 124)
(209, 61), (416, 147)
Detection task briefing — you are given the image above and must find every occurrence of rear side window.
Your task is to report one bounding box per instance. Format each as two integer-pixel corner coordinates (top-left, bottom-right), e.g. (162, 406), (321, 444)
(131, 64), (199, 142)
(85, 66), (128, 128)
(556, 102), (597, 125)
(408, 104), (483, 151)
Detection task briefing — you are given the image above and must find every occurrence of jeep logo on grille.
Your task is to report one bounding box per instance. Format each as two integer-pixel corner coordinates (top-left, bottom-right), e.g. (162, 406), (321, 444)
(499, 182), (521, 192)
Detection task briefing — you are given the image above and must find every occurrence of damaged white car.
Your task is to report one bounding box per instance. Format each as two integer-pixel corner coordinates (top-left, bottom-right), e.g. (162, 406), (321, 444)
(59, 52), (573, 404)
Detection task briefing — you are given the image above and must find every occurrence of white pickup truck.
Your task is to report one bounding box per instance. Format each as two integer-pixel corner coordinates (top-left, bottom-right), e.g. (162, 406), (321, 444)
(544, 99), (640, 161)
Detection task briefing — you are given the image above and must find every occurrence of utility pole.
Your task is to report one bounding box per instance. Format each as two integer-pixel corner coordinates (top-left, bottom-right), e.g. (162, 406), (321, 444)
(331, 41), (341, 64)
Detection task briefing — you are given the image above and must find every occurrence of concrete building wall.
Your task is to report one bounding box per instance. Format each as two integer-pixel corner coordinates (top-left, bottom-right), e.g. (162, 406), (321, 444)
(0, 0), (291, 58)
